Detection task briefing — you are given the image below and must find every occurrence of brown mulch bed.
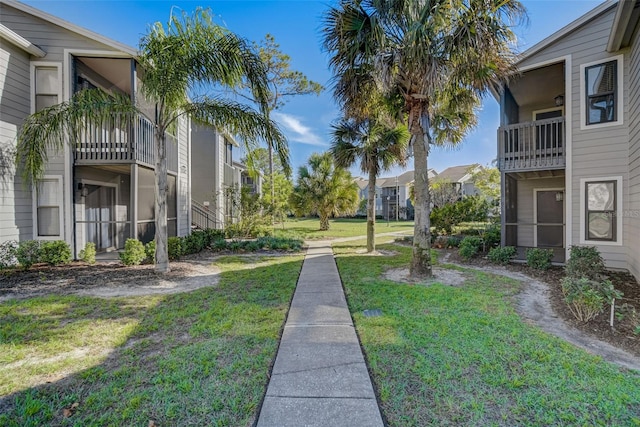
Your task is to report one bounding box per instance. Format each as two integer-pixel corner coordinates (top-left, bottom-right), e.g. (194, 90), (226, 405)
(443, 248), (640, 358)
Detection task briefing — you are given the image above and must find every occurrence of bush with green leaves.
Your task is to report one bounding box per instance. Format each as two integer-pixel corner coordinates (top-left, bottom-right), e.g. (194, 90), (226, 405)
(458, 236), (482, 260)
(566, 246), (605, 280)
(0, 240), (18, 270)
(144, 240), (156, 263)
(168, 237), (183, 260)
(430, 196), (490, 235)
(482, 224), (501, 249)
(38, 240), (72, 266)
(256, 236), (303, 251)
(526, 248), (554, 270)
(487, 246), (516, 265)
(120, 239), (146, 266)
(446, 236), (461, 248)
(16, 240), (41, 269)
(561, 277), (622, 322)
(78, 242), (96, 264)
(182, 230), (208, 255)
(204, 228), (225, 242)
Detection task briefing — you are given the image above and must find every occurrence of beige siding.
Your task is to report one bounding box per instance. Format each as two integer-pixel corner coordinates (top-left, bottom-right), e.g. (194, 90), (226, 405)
(0, 39), (32, 242)
(516, 177), (565, 247)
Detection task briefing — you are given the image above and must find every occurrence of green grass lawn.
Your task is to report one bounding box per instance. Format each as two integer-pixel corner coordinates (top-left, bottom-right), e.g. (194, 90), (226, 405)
(333, 241), (640, 426)
(274, 217), (414, 240)
(0, 254), (303, 426)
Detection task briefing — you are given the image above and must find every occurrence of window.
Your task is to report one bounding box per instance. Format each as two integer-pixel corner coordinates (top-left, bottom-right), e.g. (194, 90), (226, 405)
(580, 56), (623, 129)
(34, 66), (60, 112)
(35, 177), (62, 237)
(585, 181), (616, 241)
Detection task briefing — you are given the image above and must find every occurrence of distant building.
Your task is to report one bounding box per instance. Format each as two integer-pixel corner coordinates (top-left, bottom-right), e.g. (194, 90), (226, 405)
(435, 164), (481, 197)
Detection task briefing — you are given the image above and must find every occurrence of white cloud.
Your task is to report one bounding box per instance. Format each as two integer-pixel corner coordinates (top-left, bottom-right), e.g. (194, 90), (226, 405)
(272, 112), (327, 146)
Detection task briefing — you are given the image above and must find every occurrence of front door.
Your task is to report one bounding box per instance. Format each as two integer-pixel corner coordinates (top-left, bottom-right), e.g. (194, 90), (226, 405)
(85, 184), (116, 252)
(535, 190), (564, 247)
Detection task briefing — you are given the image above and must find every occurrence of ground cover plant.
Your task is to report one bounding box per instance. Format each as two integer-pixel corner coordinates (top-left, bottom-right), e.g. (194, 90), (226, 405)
(275, 217), (414, 240)
(333, 241), (640, 426)
(0, 254), (303, 426)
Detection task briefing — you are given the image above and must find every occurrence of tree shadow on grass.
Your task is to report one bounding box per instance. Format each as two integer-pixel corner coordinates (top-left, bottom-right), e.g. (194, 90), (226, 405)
(0, 256), (302, 427)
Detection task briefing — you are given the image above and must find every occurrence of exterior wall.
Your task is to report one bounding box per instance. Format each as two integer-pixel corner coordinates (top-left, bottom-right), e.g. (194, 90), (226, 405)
(0, 37), (32, 242)
(627, 23), (640, 278)
(515, 177), (565, 247)
(176, 115), (190, 237)
(191, 124), (224, 226)
(520, 7), (629, 269)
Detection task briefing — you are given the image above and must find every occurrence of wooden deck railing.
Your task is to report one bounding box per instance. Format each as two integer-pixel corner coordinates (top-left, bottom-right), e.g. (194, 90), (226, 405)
(498, 117), (565, 172)
(75, 114), (178, 173)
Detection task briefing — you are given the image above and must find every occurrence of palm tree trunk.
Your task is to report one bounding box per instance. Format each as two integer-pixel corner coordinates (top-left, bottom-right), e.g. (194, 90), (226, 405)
(410, 109), (432, 278)
(268, 144), (275, 225)
(367, 168), (376, 253)
(154, 128), (170, 273)
(319, 213), (330, 231)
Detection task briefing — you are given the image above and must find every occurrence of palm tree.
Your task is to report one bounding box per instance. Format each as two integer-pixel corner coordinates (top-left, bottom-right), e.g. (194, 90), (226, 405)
(16, 9), (287, 273)
(290, 152), (359, 231)
(330, 118), (409, 252)
(323, 0), (525, 278)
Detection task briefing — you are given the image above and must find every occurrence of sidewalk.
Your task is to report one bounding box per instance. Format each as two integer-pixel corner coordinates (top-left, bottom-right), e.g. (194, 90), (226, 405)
(257, 240), (384, 427)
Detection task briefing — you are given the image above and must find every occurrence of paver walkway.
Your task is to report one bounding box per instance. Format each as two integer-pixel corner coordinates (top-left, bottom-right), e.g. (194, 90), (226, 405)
(257, 240), (384, 427)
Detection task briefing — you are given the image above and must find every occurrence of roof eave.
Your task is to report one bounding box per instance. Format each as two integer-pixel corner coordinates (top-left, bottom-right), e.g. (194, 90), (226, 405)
(0, 22), (45, 57)
(607, 0), (637, 51)
(1, 0), (137, 57)
(516, 1), (616, 65)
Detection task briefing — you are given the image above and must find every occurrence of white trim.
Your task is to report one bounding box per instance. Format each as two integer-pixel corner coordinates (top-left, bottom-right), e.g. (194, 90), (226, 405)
(532, 107), (565, 121)
(30, 61), (62, 114)
(579, 54), (624, 130)
(32, 175), (64, 240)
(579, 176), (623, 246)
(533, 188), (565, 248)
(517, 2), (615, 65)
(565, 55), (573, 261)
(2, 0), (137, 57)
(0, 23), (45, 57)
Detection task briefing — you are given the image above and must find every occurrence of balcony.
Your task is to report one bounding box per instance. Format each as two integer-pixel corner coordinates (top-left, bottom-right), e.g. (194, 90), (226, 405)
(74, 114), (178, 173)
(498, 117), (565, 173)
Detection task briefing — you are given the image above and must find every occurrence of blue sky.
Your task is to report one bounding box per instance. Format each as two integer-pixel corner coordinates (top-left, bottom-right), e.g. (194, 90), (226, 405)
(24, 0), (604, 178)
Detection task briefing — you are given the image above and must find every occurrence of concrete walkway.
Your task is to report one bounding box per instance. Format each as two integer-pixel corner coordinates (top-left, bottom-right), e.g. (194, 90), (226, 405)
(257, 240), (384, 427)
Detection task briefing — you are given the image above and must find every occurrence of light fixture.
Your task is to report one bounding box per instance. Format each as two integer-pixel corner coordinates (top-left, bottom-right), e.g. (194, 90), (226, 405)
(554, 94), (564, 106)
(556, 192), (563, 202)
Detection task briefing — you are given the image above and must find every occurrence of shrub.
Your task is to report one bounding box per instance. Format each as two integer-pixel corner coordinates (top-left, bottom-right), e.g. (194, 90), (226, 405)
(430, 196), (490, 235)
(446, 236), (461, 248)
(488, 246), (516, 265)
(182, 230), (208, 255)
(458, 236), (482, 260)
(0, 240), (18, 270)
(211, 238), (228, 251)
(561, 277), (622, 323)
(144, 240), (156, 263)
(566, 246), (605, 280)
(526, 248), (554, 270)
(16, 240), (41, 269)
(204, 228), (225, 243)
(168, 237), (183, 260)
(78, 242), (96, 264)
(482, 224), (501, 249)
(120, 239), (146, 266)
(39, 240), (72, 266)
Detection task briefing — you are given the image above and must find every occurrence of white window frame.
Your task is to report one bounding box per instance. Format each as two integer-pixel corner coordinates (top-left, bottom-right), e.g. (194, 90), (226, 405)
(30, 62), (63, 114)
(531, 107), (564, 121)
(579, 176), (623, 246)
(580, 54), (624, 130)
(32, 175), (64, 240)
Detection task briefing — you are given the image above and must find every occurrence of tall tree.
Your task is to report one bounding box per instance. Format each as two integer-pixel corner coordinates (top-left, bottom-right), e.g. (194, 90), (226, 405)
(16, 9), (287, 273)
(330, 118), (409, 252)
(290, 152), (359, 230)
(238, 34), (324, 212)
(323, 0), (525, 277)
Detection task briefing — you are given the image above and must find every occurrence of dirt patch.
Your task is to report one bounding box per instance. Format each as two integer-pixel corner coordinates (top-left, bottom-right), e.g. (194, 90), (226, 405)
(383, 266), (467, 287)
(439, 249), (640, 371)
(0, 250), (298, 300)
(355, 249), (398, 256)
